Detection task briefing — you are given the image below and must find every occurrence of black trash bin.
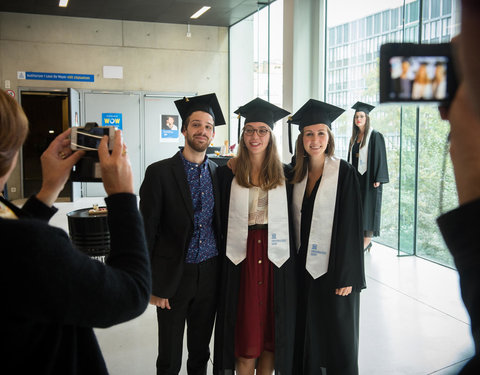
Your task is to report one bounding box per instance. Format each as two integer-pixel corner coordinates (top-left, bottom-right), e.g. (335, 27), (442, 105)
(67, 207), (110, 262)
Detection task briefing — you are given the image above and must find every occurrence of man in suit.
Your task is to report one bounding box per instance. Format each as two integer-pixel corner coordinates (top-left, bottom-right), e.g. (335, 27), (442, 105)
(140, 93), (225, 375)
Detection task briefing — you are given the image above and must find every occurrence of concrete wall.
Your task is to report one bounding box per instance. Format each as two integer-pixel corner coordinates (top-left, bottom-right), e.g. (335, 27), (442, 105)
(0, 12), (229, 199)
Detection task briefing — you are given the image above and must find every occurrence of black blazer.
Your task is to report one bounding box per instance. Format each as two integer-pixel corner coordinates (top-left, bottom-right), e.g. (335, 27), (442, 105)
(2, 194), (150, 375)
(139, 151), (222, 298)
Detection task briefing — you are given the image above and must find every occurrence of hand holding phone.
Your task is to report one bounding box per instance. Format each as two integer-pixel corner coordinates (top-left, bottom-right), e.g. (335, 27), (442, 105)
(98, 129), (134, 195)
(71, 123), (116, 151)
(379, 43), (458, 104)
(37, 128), (85, 206)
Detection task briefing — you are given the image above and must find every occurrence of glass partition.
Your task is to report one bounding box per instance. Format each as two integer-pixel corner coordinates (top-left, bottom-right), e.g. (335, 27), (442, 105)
(416, 107), (457, 267)
(326, 0), (460, 266)
(229, 0), (461, 267)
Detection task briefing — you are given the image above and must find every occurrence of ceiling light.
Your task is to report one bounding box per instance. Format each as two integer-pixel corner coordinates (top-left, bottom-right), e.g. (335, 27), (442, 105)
(190, 6), (211, 19)
(59, 0), (69, 7)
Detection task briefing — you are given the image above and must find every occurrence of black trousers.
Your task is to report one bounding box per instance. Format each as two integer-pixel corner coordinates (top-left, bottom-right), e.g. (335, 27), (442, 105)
(156, 256), (218, 375)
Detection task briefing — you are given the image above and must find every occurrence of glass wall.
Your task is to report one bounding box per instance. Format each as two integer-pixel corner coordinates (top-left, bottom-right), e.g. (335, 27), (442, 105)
(229, 0), (460, 268)
(326, 0), (460, 267)
(229, 0), (284, 151)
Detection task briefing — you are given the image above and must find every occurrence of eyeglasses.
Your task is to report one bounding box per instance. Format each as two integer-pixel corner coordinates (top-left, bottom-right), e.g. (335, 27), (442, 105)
(243, 127), (270, 137)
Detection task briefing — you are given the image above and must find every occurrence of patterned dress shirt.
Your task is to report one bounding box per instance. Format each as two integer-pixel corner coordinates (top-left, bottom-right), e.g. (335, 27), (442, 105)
(181, 152), (218, 263)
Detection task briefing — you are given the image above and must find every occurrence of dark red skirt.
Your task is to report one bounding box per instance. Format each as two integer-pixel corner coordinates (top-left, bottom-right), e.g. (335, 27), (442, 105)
(235, 228), (275, 359)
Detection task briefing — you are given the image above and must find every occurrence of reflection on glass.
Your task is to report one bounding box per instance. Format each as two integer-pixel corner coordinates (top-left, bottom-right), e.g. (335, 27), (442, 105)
(398, 106), (417, 255)
(326, 0), (408, 250)
(417, 105), (456, 266)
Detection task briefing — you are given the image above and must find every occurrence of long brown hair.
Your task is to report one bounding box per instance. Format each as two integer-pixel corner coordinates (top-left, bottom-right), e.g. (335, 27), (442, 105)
(0, 91), (29, 177)
(349, 112), (370, 149)
(291, 127), (335, 184)
(235, 127), (285, 190)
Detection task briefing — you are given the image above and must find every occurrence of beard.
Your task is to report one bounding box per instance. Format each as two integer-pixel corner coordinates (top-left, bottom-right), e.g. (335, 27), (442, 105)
(185, 132), (210, 153)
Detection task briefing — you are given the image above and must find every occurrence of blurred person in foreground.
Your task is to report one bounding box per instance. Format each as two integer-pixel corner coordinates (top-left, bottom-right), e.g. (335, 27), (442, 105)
(437, 1), (480, 373)
(0, 89), (151, 374)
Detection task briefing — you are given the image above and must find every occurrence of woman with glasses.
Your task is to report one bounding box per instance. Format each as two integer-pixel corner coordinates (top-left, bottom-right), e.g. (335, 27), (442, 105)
(214, 98), (296, 375)
(289, 99), (365, 375)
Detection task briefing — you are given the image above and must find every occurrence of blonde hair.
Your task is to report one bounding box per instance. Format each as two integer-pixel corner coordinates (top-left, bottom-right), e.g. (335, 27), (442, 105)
(0, 91), (29, 177)
(291, 127), (335, 184)
(235, 128), (285, 190)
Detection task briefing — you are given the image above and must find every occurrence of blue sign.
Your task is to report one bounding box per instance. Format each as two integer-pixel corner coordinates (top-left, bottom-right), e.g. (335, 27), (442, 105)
(24, 71), (94, 82)
(102, 113), (123, 130)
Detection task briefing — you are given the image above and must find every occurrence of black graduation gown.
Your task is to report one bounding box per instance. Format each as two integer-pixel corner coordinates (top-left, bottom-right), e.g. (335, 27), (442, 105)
(294, 159), (365, 375)
(213, 165), (297, 375)
(348, 129), (389, 236)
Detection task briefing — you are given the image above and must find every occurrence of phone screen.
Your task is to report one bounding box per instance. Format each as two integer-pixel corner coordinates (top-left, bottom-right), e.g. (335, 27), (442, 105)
(74, 127), (110, 150)
(388, 56), (449, 101)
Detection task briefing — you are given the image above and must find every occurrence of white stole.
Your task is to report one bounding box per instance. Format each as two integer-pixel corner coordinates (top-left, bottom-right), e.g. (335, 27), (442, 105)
(226, 177), (290, 268)
(292, 156), (340, 279)
(348, 127), (372, 175)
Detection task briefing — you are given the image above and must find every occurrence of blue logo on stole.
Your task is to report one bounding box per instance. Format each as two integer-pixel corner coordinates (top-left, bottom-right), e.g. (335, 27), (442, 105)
(271, 233), (286, 246)
(310, 243), (326, 256)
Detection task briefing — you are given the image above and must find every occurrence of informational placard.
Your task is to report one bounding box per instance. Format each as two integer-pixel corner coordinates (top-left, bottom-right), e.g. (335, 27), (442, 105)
(103, 66), (123, 79)
(102, 113), (123, 130)
(17, 71), (94, 82)
(160, 114), (179, 142)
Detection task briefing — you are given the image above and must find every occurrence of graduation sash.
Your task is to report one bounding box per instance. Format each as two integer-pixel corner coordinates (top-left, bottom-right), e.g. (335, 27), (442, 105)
(292, 156), (340, 279)
(349, 127), (372, 175)
(226, 177), (290, 268)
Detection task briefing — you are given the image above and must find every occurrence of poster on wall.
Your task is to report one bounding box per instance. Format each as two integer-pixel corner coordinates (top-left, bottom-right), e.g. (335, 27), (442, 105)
(102, 113), (123, 130)
(160, 114), (179, 142)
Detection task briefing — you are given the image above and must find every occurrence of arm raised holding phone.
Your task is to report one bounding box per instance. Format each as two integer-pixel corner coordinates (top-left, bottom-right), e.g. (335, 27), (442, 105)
(0, 91), (151, 375)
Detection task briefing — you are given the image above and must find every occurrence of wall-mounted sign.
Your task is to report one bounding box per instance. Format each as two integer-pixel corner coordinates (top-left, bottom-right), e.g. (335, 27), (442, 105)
(17, 71), (94, 82)
(103, 66), (123, 79)
(6, 89), (15, 98)
(102, 113), (123, 130)
(160, 114), (179, 142)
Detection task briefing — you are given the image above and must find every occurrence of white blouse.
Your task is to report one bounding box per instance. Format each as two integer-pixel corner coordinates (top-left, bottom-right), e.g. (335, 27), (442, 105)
(248, 186), (268, 225)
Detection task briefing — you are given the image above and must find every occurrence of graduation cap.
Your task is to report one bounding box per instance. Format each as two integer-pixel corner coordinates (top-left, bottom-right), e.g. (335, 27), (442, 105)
(174, 93), (226, 128)
(287, 99), (345, 153)
(234, 97), (290, 140)
(351, 101), (375, 114)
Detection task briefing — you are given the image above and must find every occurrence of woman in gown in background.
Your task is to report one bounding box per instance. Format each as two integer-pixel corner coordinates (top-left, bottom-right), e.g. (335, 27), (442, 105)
(347, 101), (389, 251)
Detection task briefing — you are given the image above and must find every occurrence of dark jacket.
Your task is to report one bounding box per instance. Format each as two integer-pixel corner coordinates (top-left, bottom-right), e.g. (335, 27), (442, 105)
(139, 151), (222, 298)
(0, 193), (151, 375)
(438, 198), (480, 374)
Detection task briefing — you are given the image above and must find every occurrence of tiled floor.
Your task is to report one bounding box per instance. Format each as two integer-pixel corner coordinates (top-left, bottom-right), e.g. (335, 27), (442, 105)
(46, 198), (475, 374)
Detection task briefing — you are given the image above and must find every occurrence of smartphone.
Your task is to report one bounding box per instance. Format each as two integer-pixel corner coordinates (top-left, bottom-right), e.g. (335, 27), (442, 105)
(71, 124), (116, 151)
(379, 43), (458, 103)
